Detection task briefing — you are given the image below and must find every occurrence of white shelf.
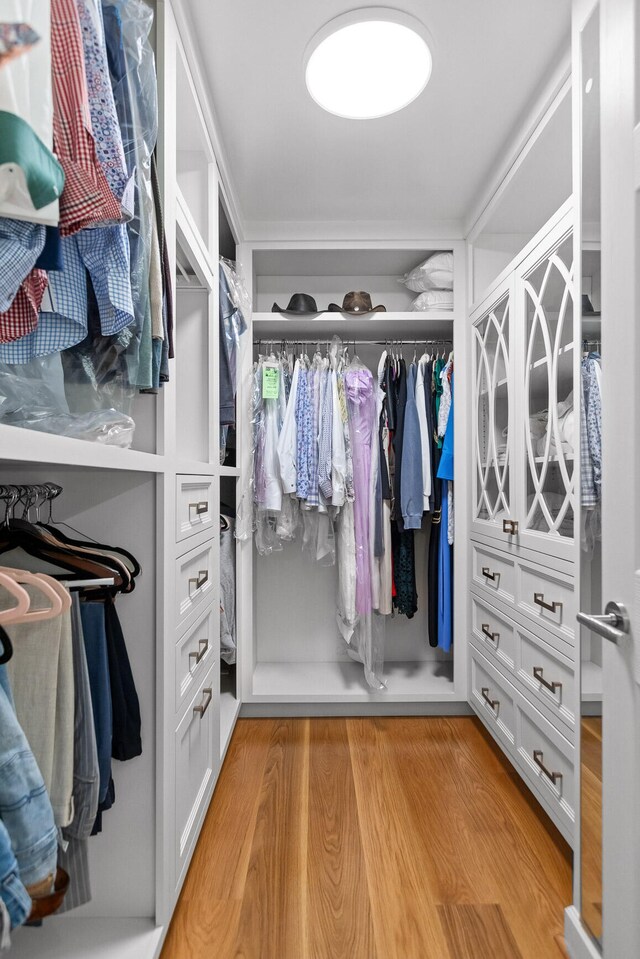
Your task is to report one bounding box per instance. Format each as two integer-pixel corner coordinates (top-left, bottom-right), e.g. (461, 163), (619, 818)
(534, 453), (574, 463)
(479, 376), (508, 396)
(9, 918), (163, 959)
(252, 312), (455, 341)
(0, 424), (165, 472)
(251, 658), (456, 702)
(582, 661), (603, 702)
(529, 342), (574, 371)
(219, 465), (240, 477)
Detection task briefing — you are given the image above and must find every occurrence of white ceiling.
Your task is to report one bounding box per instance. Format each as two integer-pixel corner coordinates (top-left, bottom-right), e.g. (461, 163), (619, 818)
(185, 0), (571, 240)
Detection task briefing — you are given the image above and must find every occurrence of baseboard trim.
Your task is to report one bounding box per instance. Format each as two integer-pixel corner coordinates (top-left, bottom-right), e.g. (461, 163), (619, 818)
(239, 701), (474, 718)
(565, 906), (602, 959)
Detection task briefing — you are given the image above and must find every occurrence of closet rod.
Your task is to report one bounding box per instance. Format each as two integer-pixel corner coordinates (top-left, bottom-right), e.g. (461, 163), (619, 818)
(253, 338), (454, 346)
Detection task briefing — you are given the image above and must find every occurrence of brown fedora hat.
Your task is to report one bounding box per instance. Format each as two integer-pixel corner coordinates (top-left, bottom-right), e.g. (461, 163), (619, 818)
(327, 291), (386, 315)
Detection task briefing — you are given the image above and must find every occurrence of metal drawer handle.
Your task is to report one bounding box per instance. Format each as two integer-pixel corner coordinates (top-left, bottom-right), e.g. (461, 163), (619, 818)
(534, 592), (562, 614)
(533, 749), (562, 785)
(189, 500), (209, 516)
(193, 687), (212, 718)
(482, 567), (498, 582)
(481, 623), (499, 644)
(533, 666), (561, 694)
(189, 639), (209, 668)
(502, 519), (519, 535)
(481, 687), (499, 711)
(189, 569), (209, 592)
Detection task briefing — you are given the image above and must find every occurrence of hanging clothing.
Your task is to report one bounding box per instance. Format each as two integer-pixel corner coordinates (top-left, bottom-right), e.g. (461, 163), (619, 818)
(400, 362), (424, 530)
(436, 374), (454, 650)
(391, 526), (417, 618)
(345, 366), (376, 615)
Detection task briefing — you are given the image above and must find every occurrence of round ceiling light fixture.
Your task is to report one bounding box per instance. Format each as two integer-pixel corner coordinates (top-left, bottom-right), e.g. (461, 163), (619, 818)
(304, 9), (433, 119)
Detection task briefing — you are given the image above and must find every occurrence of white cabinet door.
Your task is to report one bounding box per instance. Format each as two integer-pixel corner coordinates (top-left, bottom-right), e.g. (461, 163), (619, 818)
(514, 211), (577, 562)
(471, 274), (516, 544)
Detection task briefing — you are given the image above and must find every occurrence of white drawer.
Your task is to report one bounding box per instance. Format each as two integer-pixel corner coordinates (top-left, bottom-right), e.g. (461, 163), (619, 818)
(472, 542), (516, 606)
(516, 560), (575, 647)
(175, 606), (217, 713)
(176, 474), (215, 544)
(176, 540), (215, 632)
(175, 665), (219, 883)
(516, 627), (575, 732)
(515, 697), (575, 838)
(469, 645), (516, 749)
(471, 595), (516, 673)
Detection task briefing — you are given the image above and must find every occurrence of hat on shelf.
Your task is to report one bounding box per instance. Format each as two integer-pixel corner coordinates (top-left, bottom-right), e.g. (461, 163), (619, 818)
(327, 291), (386, 314)
(271, 293), (321, 314)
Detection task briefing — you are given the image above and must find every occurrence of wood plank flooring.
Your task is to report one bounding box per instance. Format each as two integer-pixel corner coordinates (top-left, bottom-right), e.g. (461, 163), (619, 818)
(161, 717), (572, 959)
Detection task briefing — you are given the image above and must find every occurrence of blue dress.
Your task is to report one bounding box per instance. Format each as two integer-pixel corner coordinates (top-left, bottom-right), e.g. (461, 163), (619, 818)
(436, 376), (454, 652)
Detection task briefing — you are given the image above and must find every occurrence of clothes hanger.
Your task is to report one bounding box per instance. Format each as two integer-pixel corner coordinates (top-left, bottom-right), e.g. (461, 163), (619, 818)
(0, 567), (64, 621)
(0, 571), (31, 625)
(39, 484), (140, 580)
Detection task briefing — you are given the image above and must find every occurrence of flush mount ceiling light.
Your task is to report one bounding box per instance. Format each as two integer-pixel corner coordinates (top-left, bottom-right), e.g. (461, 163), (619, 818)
(304, 9), (433, 119)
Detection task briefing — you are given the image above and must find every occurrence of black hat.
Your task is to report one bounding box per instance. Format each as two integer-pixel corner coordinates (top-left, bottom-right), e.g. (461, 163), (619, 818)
(272, 293), (321, 315)
(327, 291), (386, 315)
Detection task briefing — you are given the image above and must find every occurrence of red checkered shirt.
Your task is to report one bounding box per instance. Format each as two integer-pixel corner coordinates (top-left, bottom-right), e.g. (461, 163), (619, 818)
(0, 270), (48, 343)
(51, 0), (122, 235)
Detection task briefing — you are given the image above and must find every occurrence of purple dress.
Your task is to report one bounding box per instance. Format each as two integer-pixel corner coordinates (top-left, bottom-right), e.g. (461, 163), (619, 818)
(345, 368), (376, 615)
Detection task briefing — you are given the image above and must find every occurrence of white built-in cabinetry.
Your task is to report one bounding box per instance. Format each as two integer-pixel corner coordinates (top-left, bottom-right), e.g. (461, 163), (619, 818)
(469, 199), (580, 843)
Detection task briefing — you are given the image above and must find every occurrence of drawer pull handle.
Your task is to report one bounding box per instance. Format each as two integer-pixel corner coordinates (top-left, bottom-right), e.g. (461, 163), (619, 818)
(481, 623), (499, 643)
(533, 749), (562, 785)
(482, 567), (498, 581)
(502, 519), (519, 535)
(193, 687), (212, 718)
(189, 500), (209, 516)
(533, 666), (562, 694)
(189, 569), (209, 592)
(534, 592), (562, 614)
(189, 639), (209, 668)
(481, 687), (499, 711)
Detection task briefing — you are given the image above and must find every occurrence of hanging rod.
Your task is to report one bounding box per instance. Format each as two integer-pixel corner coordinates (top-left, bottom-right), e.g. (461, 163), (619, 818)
(253, 338), (453, 347)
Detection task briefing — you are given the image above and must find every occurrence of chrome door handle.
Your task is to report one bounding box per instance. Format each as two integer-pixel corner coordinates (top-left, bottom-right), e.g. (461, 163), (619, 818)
(482, 567), (498, 581)
(533, 666), (562, 694)
(481, 687), (499, 710)
(533, 749), (562, 786)
(189, 639), (209, 668)
(481, 623), (499, 644)
(193, 687), (212, 718)
(577, 601), (630, 645)
(502, 519), (519, 535)
(534, 593), (562, 613)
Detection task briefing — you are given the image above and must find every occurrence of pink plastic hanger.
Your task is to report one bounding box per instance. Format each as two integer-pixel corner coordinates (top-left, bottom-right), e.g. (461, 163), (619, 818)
(0, 567), (64, 621)
(0, 572), (31, 625)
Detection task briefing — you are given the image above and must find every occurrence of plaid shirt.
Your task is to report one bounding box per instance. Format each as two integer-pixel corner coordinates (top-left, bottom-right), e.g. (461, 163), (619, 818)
(51, 0), (122, 235)
(0, 269), (48, 344)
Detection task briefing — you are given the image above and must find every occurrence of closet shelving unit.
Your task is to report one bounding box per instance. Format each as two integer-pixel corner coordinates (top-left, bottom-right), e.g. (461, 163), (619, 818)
(236, 239), (470, 711)
(3, 4), (241, 958)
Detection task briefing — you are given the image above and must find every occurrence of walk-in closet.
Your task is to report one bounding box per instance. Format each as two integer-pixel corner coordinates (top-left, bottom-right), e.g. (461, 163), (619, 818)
(0, 0), (638, 957)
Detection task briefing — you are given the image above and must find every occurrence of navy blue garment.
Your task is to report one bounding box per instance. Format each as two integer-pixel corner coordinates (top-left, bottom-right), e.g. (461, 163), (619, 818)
(34, 226), (63, 271)
(79, 603), (112, 806)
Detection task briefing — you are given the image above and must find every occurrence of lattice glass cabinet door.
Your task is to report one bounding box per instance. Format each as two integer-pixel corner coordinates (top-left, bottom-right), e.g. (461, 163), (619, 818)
(472, 281), (513, 539)
(517, 222), (576, 559)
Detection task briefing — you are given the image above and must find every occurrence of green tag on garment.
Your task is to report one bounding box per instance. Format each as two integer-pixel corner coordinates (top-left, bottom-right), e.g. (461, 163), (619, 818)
(262, 364), (280, 399)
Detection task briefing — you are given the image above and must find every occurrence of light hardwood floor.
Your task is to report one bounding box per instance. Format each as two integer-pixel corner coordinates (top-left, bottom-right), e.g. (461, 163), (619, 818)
(161, 717), (572, 959)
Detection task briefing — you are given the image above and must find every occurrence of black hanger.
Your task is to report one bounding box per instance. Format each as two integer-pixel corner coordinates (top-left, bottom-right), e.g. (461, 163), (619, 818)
(0, 625), (13, 665)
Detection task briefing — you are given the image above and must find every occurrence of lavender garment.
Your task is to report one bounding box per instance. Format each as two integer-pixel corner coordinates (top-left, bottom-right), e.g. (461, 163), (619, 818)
(295, 367), (311, 501)
(306, 367), (320, 507)
(318, 367), (333, 502)
(345, 367), (376, 615)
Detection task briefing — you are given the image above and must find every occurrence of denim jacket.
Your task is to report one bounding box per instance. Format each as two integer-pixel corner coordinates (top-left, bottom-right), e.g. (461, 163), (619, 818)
(0, 665), (57, 892)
